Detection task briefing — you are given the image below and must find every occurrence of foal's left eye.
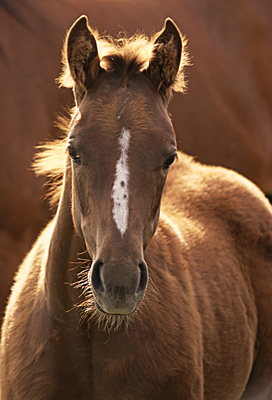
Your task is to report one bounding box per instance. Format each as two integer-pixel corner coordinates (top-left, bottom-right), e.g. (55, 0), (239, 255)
(163, 153), (177, 170)
(68, 144), (81, 164)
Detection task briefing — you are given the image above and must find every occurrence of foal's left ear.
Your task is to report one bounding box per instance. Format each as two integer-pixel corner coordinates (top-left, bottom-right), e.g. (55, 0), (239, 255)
(60, 15), (101, 105)
(146, 18), (183, 101)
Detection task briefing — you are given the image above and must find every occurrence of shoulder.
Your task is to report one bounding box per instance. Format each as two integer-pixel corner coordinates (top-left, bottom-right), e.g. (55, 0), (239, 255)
(163, 152), (272, 247)
(166, 151), (271, 213)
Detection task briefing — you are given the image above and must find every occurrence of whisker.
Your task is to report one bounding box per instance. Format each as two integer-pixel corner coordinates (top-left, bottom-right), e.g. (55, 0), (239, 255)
(77, 249), (90, 256)
(69, 257), (157, 334)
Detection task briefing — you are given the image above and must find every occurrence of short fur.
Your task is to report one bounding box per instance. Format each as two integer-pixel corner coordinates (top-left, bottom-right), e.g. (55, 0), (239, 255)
(1, 16), (272, 400)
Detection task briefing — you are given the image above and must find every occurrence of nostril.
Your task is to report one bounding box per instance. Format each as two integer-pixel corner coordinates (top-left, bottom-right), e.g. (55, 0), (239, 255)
(91, 259), (105, 294)
(137, 260), (148, 294)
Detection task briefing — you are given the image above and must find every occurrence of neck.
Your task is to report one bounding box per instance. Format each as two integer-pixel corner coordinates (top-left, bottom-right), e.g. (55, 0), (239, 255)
(44, 165), (86, 313)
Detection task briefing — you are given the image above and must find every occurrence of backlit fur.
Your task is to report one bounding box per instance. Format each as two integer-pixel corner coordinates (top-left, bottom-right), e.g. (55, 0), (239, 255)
(58, 19), (189, 93)
(2, 16), (272, 400)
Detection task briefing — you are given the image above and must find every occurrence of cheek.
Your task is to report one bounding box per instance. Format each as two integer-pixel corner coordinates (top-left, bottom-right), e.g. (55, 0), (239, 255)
(80, 217), (97, 259)
(72, 193), (97, 258)
(73, 171), (91, 215)
(142, 174), (166, 247)
(71, 190), (83, 238)
(71, 171), (91, 238)
(146, 169), (166, 218)
(143, 200), (162, 249)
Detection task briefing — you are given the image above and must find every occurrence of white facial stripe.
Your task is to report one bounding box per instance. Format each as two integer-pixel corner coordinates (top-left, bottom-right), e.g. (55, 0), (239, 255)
(117, 96), (130, 120)
(111, 128), (131, 235)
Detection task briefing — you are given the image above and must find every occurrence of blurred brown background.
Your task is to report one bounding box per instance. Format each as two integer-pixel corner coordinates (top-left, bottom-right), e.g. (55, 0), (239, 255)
(1, 0), (272, 320)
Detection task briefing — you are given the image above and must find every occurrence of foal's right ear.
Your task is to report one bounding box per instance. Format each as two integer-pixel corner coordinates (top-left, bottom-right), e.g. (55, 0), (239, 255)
(61, 16), (101, 105)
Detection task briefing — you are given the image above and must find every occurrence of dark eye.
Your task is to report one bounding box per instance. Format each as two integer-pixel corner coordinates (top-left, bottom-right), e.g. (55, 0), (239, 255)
(163, 153), (177, 170)
(68, 143), (81, 165)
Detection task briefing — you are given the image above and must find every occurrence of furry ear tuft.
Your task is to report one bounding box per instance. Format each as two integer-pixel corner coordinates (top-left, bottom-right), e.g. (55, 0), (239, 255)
(146, 18), (187, 103)
(58, 15), (100, 104)
(58, 16), (189, 106)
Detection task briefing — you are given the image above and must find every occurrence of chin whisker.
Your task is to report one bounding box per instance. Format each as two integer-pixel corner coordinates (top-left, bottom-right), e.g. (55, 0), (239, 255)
(70, 255), (154, 334)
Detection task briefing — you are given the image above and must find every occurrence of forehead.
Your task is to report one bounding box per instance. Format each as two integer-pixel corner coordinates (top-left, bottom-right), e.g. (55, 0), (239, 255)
(70, 72), (175, 143)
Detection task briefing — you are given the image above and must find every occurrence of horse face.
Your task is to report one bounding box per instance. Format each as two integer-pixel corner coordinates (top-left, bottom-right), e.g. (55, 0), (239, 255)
(64, 16), (183, 315)
(68, 74), (176, 314)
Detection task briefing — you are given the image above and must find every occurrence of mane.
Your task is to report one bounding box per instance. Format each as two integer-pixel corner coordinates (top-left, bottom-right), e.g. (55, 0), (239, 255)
(33, 27), (190, 209)
(33, 113), (70, 209)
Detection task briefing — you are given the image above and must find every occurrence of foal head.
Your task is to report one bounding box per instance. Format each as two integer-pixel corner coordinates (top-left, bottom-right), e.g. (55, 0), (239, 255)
(60, 16), (188, 315)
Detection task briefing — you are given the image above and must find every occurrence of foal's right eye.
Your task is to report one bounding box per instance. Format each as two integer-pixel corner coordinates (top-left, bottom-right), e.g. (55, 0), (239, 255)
(163, 153), (177, 170)
(68, 144), (81, 165)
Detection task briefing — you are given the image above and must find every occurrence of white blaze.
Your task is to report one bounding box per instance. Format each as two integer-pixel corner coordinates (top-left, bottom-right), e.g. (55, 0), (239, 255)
(111, 128), (131, 235)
